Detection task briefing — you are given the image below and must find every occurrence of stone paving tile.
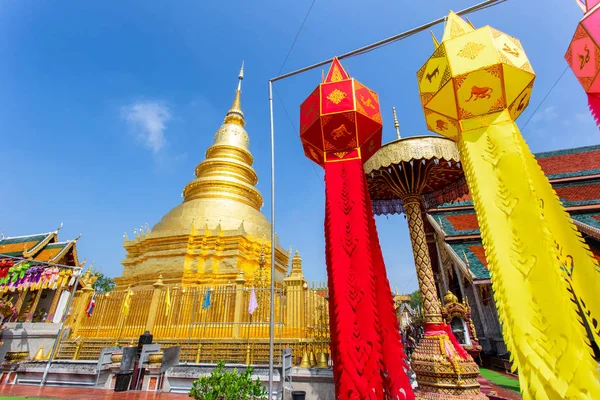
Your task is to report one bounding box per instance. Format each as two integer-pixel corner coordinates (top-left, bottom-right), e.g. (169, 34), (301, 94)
(0, 384), (190, 399)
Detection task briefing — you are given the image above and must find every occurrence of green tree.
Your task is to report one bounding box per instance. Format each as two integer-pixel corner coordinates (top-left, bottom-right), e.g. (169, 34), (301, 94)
(189, 361), (267, 400)
(92, 272), (116, 294)
(409, 290), (422, 311)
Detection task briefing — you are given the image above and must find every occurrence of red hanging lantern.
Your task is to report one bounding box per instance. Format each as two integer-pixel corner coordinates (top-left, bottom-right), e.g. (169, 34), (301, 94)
(299, 59), (413, 400)
(300, 57), (383, 166)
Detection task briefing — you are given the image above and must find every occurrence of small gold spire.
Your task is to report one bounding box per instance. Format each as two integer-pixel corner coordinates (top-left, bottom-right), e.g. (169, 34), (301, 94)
(224, 61), (245, 127)
(392, 107), (401, 139)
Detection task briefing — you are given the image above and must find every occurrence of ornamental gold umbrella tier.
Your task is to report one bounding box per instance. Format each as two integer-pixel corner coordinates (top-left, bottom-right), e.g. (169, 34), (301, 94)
(364, 136), (486, 400)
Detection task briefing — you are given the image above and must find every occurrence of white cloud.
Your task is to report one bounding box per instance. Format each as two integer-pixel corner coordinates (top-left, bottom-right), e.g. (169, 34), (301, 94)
(531, 106), (558, 123)
(121, 101), (171, 153)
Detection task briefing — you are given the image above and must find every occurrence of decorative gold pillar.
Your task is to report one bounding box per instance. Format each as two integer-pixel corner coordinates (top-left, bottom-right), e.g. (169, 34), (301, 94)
(145, 275), (165, 333)
(25, 289), (44, 322)
(69, 285), (94, 338)
(13, 290), (28, 318)
(232, 271), (246, 338)
(403, 196), (442, 323)
(403, 196), (485, 400)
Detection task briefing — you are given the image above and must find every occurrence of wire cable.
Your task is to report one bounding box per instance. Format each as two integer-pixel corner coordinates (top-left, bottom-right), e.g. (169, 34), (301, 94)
(278, 0), (318, 76)
(521, 66), (569, 131)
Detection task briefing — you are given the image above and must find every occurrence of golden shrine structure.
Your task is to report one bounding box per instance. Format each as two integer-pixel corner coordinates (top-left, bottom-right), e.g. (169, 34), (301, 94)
(54, 66), (332, 366)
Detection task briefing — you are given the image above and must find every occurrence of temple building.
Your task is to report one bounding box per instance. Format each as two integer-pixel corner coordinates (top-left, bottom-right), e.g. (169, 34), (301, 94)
(422, 144), (600, 357)
(115, 64), (290, 289)
(56, 67), (330, 365)
(0, 227), (88, 361)
(0, 227), (83, 324)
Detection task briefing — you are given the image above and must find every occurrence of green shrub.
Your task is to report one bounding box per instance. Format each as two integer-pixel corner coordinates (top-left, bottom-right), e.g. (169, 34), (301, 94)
(189, 360), (268, 400)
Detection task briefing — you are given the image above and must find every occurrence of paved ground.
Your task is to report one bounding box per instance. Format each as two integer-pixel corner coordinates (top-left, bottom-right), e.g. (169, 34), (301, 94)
(0, 379), (522, 400)
(0, 385), (190, 399)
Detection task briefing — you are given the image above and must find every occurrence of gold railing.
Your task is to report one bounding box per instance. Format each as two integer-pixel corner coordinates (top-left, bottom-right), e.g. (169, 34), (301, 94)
(62, 281), (331, 363)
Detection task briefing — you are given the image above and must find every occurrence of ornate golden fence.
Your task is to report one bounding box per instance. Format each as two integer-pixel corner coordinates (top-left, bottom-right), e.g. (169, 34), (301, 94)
(59, 281), (330, 362)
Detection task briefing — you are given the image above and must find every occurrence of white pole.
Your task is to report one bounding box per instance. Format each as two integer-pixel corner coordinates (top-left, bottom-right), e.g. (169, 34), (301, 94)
(268, 79), (276, 399)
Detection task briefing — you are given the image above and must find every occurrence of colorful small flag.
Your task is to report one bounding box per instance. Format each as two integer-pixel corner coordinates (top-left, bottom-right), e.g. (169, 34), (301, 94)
(86, 291), (96, 318)
(122, 288), (133, 317)
(202, 288), (211, 310)
(165, 287), (172, 317)
(248, 287), (258, 315)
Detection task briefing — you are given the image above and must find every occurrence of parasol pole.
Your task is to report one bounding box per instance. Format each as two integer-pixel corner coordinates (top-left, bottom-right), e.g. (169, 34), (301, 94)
(40, 269), (82, 386)
(268, 79), (276, 399)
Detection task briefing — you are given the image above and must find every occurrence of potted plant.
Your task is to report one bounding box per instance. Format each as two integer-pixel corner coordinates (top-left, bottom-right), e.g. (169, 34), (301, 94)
(189, 360), (268, 400)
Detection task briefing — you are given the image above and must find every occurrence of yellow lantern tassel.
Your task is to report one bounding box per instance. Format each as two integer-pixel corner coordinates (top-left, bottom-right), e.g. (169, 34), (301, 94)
(457, 118), (600, 399)
(515, 132), (600, 347)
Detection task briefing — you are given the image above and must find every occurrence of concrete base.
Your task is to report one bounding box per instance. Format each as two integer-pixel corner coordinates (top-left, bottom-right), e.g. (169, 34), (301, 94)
(12, 360), (109, 387)
(164, 364), (334, 399)
(0, 323), (62, 362)
(164, 363), (282, 394)
(288, 367), (335, 400)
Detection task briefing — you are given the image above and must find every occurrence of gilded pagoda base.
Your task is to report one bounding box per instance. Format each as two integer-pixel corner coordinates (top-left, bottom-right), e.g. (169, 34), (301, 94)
(411, 332), (487, 400)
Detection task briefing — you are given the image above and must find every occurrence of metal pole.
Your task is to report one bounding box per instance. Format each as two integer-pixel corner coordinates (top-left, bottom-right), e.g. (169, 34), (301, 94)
(40, 270), (82, 386)
(270, 0), (505, 82)
(268, 79), (276, 399)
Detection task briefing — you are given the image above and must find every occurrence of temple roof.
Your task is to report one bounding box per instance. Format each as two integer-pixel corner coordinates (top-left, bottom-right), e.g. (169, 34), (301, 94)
(433, 144), (600, 209)
(426, 144), (600, 280)
(0, 229), (80, 267)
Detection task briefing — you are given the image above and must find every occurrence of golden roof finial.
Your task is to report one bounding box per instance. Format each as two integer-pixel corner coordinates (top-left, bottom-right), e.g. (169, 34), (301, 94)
(392, 107), (401, 139)
(224, 61), (245, 127)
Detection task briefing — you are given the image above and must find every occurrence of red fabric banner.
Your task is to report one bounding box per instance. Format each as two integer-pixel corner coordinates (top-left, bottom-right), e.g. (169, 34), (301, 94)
(324, 158), (414, 400)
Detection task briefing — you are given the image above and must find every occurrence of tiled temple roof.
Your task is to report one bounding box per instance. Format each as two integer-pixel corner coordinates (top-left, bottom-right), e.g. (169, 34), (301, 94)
(434, 145), (600, 209)
(427, 145), (600, 280)
(0, 231), (79, 266)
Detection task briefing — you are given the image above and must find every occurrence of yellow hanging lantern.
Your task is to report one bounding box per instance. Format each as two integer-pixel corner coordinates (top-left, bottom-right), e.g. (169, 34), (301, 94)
(418, 11), (600, 399)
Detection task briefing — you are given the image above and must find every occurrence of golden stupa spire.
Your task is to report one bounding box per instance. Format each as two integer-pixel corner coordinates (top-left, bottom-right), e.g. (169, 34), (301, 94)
(152, 61), (268, 236)
(224, 61), (245, 127)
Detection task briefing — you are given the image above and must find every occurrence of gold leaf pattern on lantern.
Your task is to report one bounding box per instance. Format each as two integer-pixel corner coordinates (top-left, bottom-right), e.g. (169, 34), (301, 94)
(489, 96), (505, 112)
(324, 140), (336, 151)
(485, 64), (503, 79)
(459, 107), (474, 119)
(440, 67), (452, 90)
(457, 42), (486, 60)
(454, 75), (468, 90)
(520, 61), (534, 74)
(321, 115), (333, 126)
(331, 67), (344, 82)
(343, 113), (355, 122)
(573, 25), (588, 41)
(334, 151), (348, 159)
(451, 23), (466, 39)
(499, 53), (513, 67)
(326, 89), (347, 104)
(309, 148), (319, 160)
(420, 92), (434, 106)
(347, 137), (357, 148)
(490, 28), (503, 39)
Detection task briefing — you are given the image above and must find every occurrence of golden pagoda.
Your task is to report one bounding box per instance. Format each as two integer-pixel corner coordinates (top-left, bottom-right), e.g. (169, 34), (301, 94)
(115, 63), (290, 289)
(57, 65), (331, 365)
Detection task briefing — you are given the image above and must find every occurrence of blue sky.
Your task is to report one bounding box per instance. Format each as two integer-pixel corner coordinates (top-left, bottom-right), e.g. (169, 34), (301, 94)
(0, 0), (597, 293)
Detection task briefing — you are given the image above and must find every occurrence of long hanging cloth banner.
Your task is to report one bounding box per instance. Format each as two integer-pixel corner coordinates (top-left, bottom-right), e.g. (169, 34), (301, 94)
(301, 58), (414, 400)
(419, 12), (600, 399)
